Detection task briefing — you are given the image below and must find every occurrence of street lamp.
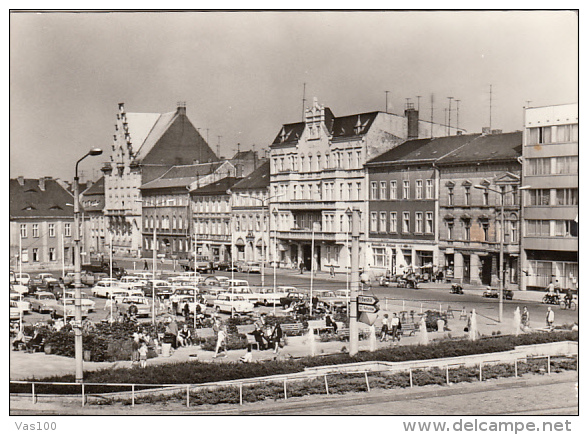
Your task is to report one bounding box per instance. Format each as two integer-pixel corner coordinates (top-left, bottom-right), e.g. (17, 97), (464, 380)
(136, 198), (161, 325)
(74, 147), (102, 383)
(473, 183), (529, 323)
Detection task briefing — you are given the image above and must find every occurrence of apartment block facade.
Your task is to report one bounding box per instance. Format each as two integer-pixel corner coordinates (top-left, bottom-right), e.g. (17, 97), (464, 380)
(521, 103), (578, 291)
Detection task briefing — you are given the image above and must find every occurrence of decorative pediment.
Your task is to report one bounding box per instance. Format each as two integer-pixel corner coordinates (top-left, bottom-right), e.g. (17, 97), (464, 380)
(494, 172), (521, 185)
(445, 180), (455, 188)
(462, 180), (472, 187)
(479, 179), (491, 187)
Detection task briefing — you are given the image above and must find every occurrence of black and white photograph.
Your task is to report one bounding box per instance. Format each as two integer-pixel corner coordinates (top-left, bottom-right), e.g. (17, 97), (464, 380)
(8, 7), (580, 427)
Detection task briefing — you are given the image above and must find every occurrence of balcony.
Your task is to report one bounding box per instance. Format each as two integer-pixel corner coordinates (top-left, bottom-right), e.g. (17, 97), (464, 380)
(278, 229), (338, 242)
(195, 234), (231, 243)
(281, 200), (337, 210)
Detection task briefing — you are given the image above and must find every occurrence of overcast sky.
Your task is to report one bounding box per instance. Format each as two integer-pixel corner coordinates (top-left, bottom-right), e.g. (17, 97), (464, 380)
(9, 10), (578, 182)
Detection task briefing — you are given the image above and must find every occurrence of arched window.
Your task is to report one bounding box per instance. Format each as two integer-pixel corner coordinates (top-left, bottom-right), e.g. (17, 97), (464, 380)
(178, 215), (183, 230)
(172, 215), (177, 230)
(308, 153), (313, 172)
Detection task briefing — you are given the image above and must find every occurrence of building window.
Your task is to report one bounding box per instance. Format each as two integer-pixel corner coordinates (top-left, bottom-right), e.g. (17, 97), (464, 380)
(64, 223), (71, 237)
(555, 124), (578, 143)
(403, 212), (410, 233)
(527, 157), (551, 176)
(370, 212), (378, 233)
(371, 182), (378, 200)
(526, 220), (550, 237)
(528, 126), (552, 144)
(554, 220), (575, 237)
(481, 222), (489, 241)
(415, 180), (423, 199)
(448, 186), (454, 206)
(447, 221), (454, 240)
(356, 182), (361, 200)
(49, 247), (56, 261)
(380, 181), (387, 199)
(390, 212), (397, 233)
(32, 224), (39, 238)
(556, 188), (578, 206)
(32, 248), (39, 262)
(555, 156), (578, 174)
(464, 221), (471, 240)
(21, 249), (28, 263)
(529, 189), (551, 206)
(380, 212), (387, 233)
(483, 189), (489, 206)
(403, 181), (410, 199)
(415, 212), (423, 233)
(425, 212), (433, 234)
(464, 186), (471, 206)
(373, 247), (386, 267)
(510, 220), (518, 243)
(347, 183), (352, 200)
(20, 224), (27, 238)
(390, 181), (397, 199)
(426, 179), (434, 199)
(48, 223), (55, 238)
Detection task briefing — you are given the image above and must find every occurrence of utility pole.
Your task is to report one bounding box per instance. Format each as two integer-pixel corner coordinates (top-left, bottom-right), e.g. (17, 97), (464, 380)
(302, 83), (307, 121)
(385, 91), (390, 113)
(448, 97), (454, 135)
(349, 208), (360, 356)
(430, 94), (435, 139)
(489, 84), (493, 131)
(455, 99), (461, 131)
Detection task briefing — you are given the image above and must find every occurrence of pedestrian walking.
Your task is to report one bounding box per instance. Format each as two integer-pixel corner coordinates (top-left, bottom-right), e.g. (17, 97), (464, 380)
(139, 341), (148, 368)
(546, 307), (555, 330)
(299, 261), (305, 274)
(521, 306), (530, 329)
(380, 313), (390, 342)
(213, 318), (227, 358)
(390, 313), (400, 342)
(144, 260), (149, 270)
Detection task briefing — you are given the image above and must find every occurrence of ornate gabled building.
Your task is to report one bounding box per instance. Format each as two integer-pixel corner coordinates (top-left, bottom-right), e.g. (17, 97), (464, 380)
(268, 98), (461, 273)
(102, 102), (218, 257)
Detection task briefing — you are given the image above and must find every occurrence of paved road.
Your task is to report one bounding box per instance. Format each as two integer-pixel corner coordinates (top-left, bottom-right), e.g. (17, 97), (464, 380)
(10, 371), (578, 416)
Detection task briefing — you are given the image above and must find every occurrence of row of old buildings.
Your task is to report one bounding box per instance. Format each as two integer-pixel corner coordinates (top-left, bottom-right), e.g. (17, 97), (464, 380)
(10, 100), (578, 292)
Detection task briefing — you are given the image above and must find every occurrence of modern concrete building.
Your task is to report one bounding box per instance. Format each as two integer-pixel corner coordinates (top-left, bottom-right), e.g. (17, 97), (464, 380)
(521, 103), (578, 291)
(268, 98), (462, 274)
(102, 102), (218, 257)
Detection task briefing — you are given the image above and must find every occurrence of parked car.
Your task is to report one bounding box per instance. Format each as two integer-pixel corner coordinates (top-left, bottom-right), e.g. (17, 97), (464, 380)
(143, 280), (174, 299)
(91, 280), (121, 298)
(53, 299), (89, 319)
(200, 286), (226, 306)
(10, 301), (21, 321)
(173, 295), (207, 316)
(482, 287), (514, 300)
(118, 297), (152, 318)
(15, 272), (31, 286)
(213, 294), (254, 315)
(227, 279), (249, 288)
(63, 290), (96, 312)
(280, 291), (309, 308)
(10, 282), (29, 295)
(10, 291), (31, 314)
(28, 274), (59, 292)
(63, 271), (96, 287)
(251, 287), (288, 306)
(27, 291), (60, 313)
(241, 262), (261, 273)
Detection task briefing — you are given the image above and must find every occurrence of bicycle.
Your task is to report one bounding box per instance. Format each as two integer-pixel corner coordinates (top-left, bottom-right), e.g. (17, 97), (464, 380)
(559, 299), (577, 311)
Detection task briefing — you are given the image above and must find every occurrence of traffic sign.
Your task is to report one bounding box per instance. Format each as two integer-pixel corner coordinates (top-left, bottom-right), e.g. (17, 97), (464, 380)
(358, 295), (378, 305)
(358, 303), (378, 313)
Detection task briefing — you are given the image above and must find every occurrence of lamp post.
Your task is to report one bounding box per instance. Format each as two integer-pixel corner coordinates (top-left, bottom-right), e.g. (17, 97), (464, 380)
(74, 147), (102, 383)
(136, 198), (161, 325)
(474, 183), (529, 323)
(346, 207), (360, 356)
(272, 208), (279, 315)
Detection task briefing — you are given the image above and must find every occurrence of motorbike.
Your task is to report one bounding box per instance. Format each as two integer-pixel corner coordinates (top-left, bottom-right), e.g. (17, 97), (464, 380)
(450, 283), (464, 294)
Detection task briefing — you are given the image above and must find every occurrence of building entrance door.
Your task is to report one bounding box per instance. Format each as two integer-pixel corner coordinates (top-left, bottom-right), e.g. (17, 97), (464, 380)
(303, 244), (312, 271)
(481, 256), (493, 285)
(463, 255), (471, 284)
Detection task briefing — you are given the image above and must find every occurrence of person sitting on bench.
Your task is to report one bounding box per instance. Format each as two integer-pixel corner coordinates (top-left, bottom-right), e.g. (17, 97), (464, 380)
(26, 328), (44, 352)
(12, 328), (26, 351)
(325, 314), (338, 333)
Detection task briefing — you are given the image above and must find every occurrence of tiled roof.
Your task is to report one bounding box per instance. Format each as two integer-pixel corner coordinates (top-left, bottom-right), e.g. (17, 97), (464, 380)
(140, 162), (225, 190)
(189, 177), (240, 195)
(437, 131), (522, 164)
(367, 134), (481, 165)
(231, 160), (270, 191)
(10, 178), (74, 219)
(81, 176), (105, 196)
(271, 110), (380, 146)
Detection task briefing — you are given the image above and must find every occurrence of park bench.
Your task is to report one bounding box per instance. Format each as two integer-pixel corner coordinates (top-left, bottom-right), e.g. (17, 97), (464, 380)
(280, 323), (305, 336)
(307, 320), (334, 335)
(400, 322), (418, 337)
(337, 324), (370, 341)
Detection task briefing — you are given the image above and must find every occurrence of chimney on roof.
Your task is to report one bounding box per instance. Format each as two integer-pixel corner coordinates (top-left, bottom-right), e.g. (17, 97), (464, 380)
(39, 177), (51, 191)
(482, 127), (491, 135)
(17, 176), (25, 186)
(404, 102), (419, 140)
(456, 131), (463, 135)
(177, 101), (186, 116)
(491, 129), (502, 135)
